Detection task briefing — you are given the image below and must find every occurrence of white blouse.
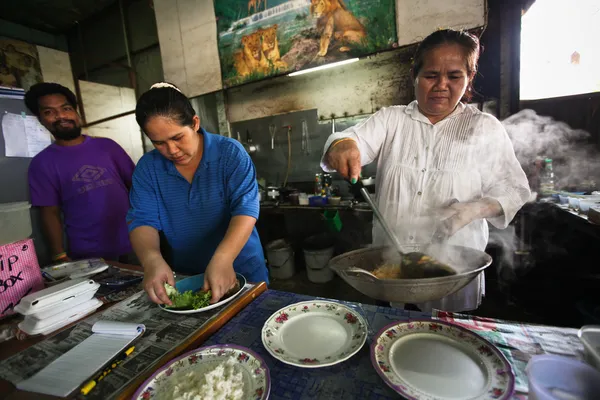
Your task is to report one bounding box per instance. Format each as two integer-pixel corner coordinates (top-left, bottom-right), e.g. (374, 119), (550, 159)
(321, 101), (531, 312)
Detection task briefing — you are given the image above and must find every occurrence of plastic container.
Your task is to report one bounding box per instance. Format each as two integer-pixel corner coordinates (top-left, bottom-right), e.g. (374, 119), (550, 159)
(303, 234), (335, 283)
(526, 354), (600, 400)
(18, 298), (103, 336)
(568, 196), (581, 210)
(324, 210), (342, 232)
(14, 278), (100, 316)
(578, 200), (600, 215)
(558, 194), (569, 205)
(266, 239), (295, 279)
(0, 202), (32, 245)
(298, 194), (309, 206)
(328, 196), (341, 206)
(578, 325), (600, 371)
(309, 196), (327, 207)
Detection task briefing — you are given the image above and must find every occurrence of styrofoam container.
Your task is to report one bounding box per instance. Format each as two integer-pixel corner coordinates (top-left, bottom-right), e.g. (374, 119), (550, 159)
(26, 287), (98, 320)
(0, 202), (32, 245)
(18, 298), (103, 336)
(578, 325), (600, 371)
(14, 278), (100, 315)
(526, 354), (600, 400)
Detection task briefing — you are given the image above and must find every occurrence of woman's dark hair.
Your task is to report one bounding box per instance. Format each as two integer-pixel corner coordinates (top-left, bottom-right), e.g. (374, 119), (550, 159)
(135, 83), (196, 131)
(24, 83), (78, 116)
(411, 29), (481, 102)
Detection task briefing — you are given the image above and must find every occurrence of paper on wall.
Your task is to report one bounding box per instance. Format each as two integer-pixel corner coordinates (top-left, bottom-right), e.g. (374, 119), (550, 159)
(2, 112), (51, 158)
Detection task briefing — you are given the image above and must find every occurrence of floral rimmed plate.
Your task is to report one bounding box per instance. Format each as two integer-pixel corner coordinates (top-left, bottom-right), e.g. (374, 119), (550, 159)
(132, 344), (270, 400)
(371, 320), (515, 400)
(261, 300), (368, 368)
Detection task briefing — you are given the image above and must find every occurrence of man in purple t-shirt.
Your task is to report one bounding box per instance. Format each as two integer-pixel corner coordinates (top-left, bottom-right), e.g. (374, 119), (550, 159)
(25, 82), (135, 263)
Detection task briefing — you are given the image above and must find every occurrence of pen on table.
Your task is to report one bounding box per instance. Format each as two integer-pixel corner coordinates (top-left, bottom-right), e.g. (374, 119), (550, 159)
(80, 346), (135, 395)
(41, 271), (56, 282)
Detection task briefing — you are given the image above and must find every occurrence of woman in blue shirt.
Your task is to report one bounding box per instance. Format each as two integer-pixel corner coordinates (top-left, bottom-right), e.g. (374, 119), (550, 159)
(127, 82), (268, 306)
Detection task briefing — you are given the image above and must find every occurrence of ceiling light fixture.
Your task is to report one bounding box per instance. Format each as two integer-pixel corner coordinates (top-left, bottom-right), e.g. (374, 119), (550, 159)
(288, 58), (360, 77)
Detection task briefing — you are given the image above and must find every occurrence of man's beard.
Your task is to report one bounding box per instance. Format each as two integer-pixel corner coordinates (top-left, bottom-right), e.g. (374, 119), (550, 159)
(51, 119), (81, 141)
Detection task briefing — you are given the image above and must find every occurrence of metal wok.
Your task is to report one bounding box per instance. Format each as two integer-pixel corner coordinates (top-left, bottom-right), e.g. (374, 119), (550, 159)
(328, 244), (492, 304)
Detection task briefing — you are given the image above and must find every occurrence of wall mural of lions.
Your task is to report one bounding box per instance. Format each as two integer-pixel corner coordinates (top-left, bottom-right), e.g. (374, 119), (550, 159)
(310, 0), (366, 57)
(215, 0), (397, 87)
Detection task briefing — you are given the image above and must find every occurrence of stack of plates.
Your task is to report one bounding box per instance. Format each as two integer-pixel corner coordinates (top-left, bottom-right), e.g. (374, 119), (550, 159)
(41, 258), (109, 280)
(15, 279), (102, 335)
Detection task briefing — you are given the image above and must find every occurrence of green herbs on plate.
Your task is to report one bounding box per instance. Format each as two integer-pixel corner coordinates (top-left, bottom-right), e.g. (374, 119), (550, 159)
(164, 283), (212, 310)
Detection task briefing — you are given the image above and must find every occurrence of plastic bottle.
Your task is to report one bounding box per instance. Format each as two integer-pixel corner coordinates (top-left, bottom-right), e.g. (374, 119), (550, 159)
(314, 173), (323, 195)
(540, 158), (556, 195)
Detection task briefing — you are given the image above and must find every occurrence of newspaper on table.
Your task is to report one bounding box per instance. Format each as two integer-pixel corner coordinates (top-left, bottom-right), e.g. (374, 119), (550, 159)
(0, 283), (256, 399)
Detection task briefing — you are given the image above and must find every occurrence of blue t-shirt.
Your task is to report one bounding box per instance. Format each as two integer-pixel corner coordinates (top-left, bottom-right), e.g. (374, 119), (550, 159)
(127, 130), (268, 283)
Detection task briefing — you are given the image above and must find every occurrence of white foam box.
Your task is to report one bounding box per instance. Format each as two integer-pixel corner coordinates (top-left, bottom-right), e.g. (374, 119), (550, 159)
(18, 298), (103, 336)
(14, 278), (100, 316)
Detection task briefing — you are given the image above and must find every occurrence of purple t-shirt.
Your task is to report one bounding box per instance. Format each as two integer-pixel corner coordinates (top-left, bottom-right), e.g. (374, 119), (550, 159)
(28, 136), (134, 260)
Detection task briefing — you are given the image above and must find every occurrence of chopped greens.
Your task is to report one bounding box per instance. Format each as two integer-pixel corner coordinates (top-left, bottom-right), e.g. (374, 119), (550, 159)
(163, 283), (212, 310)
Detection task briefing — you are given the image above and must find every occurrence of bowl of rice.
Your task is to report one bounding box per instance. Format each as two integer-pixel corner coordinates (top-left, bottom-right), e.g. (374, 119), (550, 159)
(132, 344), (270, 400)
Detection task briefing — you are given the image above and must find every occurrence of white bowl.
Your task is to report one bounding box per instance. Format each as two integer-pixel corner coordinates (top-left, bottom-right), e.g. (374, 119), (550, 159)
(558, 194), (569, 205)
(568, 196), (582, 209)
(579, 199), (600, 214)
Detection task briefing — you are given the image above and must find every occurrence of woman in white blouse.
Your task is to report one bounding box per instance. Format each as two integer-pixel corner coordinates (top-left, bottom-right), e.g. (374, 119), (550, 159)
(322, 29), (531, 312)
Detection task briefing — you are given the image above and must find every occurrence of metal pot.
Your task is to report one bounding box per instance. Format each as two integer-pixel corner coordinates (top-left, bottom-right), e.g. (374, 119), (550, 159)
(328, 244), (492, 304)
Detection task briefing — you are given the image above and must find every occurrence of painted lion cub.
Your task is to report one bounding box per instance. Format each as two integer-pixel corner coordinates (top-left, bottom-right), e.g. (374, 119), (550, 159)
(258, 24), (288, 70)
(234, 30), (269, 77)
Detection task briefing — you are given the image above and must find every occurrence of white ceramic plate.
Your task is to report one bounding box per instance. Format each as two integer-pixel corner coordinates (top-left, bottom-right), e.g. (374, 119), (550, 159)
(132, 344), (270, 400)
(371, 320), (515, 400)
(159, 273), (246, 314)
(42, 259), (109, 279)
(261, 300), (368, 368)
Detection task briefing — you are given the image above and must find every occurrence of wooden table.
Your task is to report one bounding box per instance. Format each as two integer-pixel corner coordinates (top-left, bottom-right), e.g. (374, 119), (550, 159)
(0, 262), (267, 400)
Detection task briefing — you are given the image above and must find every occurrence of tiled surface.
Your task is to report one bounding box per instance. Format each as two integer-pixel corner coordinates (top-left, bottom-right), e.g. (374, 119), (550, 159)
(154, 0), (222, 97)
(37, 46), (75, 94)
(79, 81), (144, 163)
(396, 0), (486, 46)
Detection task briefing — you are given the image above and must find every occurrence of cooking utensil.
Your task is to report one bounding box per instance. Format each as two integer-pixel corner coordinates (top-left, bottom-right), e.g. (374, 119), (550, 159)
(345, 267), (379, 280)
(358, 182), (405, 258)
(328, 244), (492, 303)
(269, 124), (276, 150)
(301, 119), (310, 155)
